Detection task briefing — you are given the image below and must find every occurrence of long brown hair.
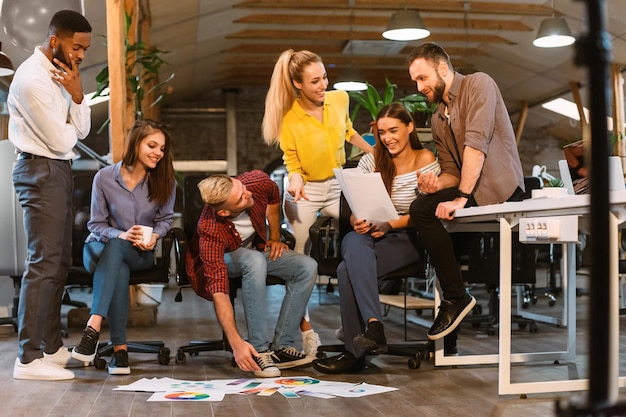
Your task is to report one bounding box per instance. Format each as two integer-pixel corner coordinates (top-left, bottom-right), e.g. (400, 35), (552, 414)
(374, 103), (424, 193)
(122, 118), (175, 205)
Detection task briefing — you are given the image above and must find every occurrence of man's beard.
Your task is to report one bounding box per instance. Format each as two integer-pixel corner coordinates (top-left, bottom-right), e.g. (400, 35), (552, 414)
(53, 44), (72, 71)
(430, 72), (446, 104)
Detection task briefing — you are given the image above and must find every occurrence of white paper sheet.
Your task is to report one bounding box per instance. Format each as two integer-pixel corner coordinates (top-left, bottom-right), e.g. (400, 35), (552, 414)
(333, 168), (399, 223)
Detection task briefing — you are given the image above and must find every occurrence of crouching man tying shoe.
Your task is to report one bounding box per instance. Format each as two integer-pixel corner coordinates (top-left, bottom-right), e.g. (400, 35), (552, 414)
(186, 170), (317, 377)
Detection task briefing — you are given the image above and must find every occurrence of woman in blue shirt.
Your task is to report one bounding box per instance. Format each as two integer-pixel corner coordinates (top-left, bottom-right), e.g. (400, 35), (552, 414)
(71, 119), (176, 375)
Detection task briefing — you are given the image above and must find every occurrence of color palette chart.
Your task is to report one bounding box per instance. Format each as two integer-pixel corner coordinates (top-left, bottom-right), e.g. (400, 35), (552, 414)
(115, 376), (397, 402)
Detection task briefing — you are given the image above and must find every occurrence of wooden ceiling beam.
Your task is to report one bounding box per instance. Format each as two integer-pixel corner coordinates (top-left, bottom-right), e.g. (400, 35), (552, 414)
(235, 14), (533, 32)
(235, 0), (553, 16)
(228, 29), (515, 44)
(225, 43), (489, 58)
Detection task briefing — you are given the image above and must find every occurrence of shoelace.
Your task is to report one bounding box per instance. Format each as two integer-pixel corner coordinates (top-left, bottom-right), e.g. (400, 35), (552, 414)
(277, 347), (305, 359)
(78, 328), (98, 350)
(256, 352), (276, 369)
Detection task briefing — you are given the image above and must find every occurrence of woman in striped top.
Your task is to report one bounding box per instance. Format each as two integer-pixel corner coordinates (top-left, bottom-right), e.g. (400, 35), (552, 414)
(313, 103), (440, 374)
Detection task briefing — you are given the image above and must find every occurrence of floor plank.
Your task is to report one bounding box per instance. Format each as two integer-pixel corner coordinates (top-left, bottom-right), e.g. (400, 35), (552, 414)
(0, 270), (625, 417)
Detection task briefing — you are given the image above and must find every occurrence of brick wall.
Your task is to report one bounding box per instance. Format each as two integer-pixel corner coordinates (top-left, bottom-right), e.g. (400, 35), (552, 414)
(82, 86), (569, 178)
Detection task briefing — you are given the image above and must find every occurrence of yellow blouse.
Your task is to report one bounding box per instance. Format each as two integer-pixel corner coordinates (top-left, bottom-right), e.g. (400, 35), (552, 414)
(279, 90), (357, 183)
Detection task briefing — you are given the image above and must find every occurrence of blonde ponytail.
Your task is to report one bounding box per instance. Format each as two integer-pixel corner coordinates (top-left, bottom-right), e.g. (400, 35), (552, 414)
(262, 49), (323, 146)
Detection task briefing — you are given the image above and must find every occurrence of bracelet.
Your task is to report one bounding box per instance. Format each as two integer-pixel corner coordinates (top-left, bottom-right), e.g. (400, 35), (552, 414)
(457, 190), (471, 199)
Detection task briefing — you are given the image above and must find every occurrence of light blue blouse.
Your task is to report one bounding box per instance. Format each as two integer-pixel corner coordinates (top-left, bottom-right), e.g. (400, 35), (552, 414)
(86, 162), (176, 243)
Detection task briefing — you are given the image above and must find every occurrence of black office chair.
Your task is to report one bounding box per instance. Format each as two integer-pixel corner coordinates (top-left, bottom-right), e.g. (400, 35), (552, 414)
(459, 177), (542, 335)
(308, 196), (434, 370)
(0, 140), (24, 332)
(64, 171), (173, 368)
(172, 174), (289, 365)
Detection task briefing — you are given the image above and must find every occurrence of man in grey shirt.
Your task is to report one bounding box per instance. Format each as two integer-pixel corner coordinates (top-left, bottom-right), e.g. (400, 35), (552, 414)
(407, 42), (524, 342)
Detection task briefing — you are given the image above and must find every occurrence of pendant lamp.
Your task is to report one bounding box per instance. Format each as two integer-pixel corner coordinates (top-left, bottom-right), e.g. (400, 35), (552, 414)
(382, 10), (430, 42)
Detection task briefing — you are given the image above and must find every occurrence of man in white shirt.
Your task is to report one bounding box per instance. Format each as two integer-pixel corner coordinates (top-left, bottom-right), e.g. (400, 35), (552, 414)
(9, 10), (92, 380)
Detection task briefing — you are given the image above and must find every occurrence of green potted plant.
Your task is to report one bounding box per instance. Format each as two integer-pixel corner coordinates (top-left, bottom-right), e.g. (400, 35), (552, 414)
(348, 79), (436, 122)
(92, 12), (174, 133)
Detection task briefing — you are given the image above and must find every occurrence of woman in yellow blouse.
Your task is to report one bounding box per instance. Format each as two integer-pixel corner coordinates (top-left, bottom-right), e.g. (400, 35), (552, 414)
(263, 49), (373, 357)
(263, 49), (373, 255)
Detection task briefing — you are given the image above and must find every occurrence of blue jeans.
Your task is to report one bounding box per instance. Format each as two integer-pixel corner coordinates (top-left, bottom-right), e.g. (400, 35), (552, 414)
(224, 247), (317, 352)
(338, 230), (421, 357)
(83, 239), (154, 345)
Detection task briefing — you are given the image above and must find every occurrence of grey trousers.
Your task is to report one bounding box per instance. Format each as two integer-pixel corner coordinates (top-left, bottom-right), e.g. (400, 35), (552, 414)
(12, 159), (73, 363)
(338, 230), (421, 358)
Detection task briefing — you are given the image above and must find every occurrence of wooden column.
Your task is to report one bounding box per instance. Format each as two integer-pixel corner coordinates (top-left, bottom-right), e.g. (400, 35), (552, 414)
(225, 89), (238, 176)
(514, 100), (528, 145)
(570, 80), (590, 141)
(612, 64), (625, 167)
(106, 0), (127, 163)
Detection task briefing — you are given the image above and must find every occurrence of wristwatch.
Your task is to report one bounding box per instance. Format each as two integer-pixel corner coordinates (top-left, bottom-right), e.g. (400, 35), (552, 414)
(457, 190), (472, 199)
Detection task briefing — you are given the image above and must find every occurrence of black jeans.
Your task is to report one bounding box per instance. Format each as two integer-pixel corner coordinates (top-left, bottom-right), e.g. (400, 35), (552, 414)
(409, 187), (523, 300)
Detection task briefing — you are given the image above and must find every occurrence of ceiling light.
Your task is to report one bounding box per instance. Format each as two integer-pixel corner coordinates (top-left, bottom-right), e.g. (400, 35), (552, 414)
(333, 67), (367, 91)
(0, 42), (14, 77)
(382, 10), (430, 42)
(533, 17), (575, 48)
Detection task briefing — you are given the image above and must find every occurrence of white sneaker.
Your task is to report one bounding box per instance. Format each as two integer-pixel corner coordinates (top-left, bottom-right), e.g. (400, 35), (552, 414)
(301, 331), (321, 357)
(13, 358), (75, 380)
(44, 347), (90, 368)
(253, 352), (280, 378)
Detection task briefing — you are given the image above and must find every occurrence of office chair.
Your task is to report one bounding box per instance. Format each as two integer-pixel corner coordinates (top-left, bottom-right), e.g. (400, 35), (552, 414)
(64, 171), (173, 368)
(459, 177), (542, 335)
(172, 174), (289, 365)
(0, 140), (25, 332)
(308, 196), (434, 370)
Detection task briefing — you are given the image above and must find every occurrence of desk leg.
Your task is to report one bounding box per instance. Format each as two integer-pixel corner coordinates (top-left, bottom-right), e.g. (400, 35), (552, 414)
(498, 218), (513, 391)
(498, 219), (586, 395)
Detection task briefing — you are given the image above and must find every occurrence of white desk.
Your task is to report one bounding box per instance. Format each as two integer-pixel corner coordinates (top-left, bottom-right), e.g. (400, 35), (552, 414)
(434, 192), (626, 396)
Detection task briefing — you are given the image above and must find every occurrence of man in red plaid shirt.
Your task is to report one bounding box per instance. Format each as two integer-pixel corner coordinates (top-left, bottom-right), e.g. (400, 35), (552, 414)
(186, 170), (317, 377)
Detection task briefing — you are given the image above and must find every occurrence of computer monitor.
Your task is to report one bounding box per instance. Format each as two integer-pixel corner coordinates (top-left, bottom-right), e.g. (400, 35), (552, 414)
(561, 140), (624, 194)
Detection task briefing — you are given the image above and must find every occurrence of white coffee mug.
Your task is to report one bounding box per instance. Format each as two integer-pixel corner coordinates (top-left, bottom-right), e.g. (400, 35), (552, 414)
(139, 225), (153, 244)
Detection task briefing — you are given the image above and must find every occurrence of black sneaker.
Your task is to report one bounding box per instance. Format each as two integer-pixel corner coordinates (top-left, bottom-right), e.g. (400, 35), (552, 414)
(312, 351), (365, 374)
(71, 326), (99, 362)
(353, 321), (387, 354)
(254, 351), (280, 377)
(108, 350), (131, 375)
(427, 292), (476, 340)
(270, 347), (314, 369)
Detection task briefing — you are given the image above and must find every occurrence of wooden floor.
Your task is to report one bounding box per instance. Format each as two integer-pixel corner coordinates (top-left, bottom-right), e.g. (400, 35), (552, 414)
(1, 271), (626, 417)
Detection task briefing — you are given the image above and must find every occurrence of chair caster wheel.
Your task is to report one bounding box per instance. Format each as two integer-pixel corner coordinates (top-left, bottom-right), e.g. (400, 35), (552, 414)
(175, 351), (186, 364)
(408, 357), (421, 369)
(158, 347), (170, 365)
(94, 357), (107, 369)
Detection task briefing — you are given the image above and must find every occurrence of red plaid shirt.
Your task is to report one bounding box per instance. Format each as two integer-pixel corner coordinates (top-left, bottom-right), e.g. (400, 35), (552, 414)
(185, 170), (280, 301)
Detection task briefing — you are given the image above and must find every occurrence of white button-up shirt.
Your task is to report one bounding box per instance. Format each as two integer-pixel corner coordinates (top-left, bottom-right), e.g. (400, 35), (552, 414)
(7, 47), (91, 159)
